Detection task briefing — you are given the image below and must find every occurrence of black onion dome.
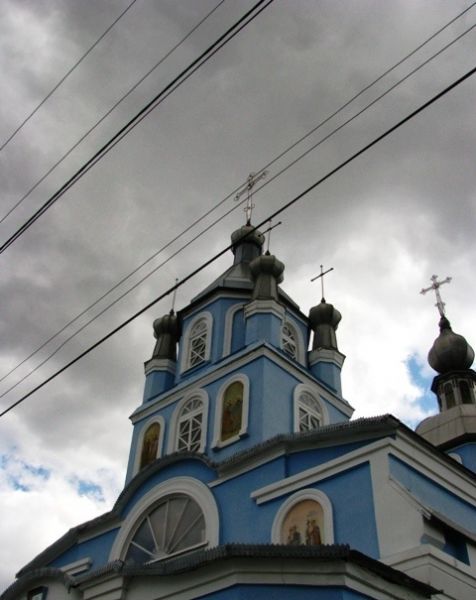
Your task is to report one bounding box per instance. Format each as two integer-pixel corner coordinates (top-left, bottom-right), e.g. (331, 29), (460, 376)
(152, 311), (180, 360)
(428, 316), (475, 374)
(231, 224), (265, 255)
(309, 299), (342, 330)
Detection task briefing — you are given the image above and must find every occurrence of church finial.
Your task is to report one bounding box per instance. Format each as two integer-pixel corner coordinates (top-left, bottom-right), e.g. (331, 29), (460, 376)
(420, 274), (452, 318)
(235, 171), (267, 224)
(311, 265), (334, 302)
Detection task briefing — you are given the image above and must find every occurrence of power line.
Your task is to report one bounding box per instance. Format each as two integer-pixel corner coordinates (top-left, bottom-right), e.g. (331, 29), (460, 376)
(0, 0), (138, 153)
(1, 63), (475, 419)
(1, 10), (474, 394)
(0, 0), (228, 225)
(0, 0), (274, 256)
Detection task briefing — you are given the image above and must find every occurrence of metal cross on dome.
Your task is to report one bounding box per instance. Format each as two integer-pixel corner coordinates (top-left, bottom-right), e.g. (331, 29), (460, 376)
(311, 264), (334, 301)
(420, 274), (452, 317)
(234, 171), (267, 224)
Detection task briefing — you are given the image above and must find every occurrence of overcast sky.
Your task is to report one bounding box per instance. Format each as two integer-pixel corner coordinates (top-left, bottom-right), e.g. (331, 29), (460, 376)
(1, 0), (475, 591)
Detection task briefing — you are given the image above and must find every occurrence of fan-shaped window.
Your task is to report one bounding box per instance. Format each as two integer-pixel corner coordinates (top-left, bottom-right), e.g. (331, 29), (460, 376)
(297, 391), (322, 432)
(124, 494), (206, 564)
(282, 322), (298, 360)
(187, 317), (210, 368)
(139, 422), (161, 470)
(177, 396), (205, 452)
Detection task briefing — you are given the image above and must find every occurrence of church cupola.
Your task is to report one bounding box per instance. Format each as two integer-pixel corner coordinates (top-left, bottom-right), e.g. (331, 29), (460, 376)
(231, 224), (265, 265)
(143, 311), (181, 402)
(308, 297), (345, 395)
(416, 275), (476, 455)
(244, 234), (286, 348)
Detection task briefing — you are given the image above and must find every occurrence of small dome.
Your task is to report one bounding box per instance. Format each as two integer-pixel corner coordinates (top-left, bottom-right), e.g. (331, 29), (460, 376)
(152, 311), (180, 361)
(309, 299), (342, 330)
(231, 224), (265, 253)
(428, 316), (475, 374)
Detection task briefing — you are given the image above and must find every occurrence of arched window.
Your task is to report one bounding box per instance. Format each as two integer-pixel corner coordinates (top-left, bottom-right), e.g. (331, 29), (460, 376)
(282, 322), (298, 360)
(296, 391), (322, 432)
(124, 494), (206, 564)
(139, 422), (161, 470)
(182, 313), (213, 372)
(444, 382), (455, 409)
(460, 381), (472, 404)
(177, 396), (205, 452)
(271, 489), (334, 546)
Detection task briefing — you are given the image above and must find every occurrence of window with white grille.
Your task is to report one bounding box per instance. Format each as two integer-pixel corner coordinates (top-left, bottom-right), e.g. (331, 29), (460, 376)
(187, 318), (210, 368)
(124, 494), (206, 564)
(177, 396), (204, 452)
(297, 392), (322, 432)
(282, 322), (298, 360)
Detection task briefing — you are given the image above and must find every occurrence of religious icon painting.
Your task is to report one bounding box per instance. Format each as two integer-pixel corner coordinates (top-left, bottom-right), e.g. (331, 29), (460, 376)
(139, 422), (161, 470)
(281, 499), (324, 546)
(220, 381), (244, 442)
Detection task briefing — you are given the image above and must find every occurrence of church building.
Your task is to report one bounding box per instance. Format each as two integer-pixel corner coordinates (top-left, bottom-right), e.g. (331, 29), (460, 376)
(3, 223), (476, 599)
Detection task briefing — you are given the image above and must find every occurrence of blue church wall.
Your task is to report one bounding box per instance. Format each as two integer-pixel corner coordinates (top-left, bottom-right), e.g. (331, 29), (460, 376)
(199, 585), (375, 599)
(213, 458), (286, 544)
(286, 442), (376, 476)
(314, 362), (342, 395)
(47, 528), (119, 572)
(448, 443), (476, 473)
(231, 307), (245, 354)
(389, 455), (476, 534)
(262, 462), (379, 558)
(320, 394), (351, 423)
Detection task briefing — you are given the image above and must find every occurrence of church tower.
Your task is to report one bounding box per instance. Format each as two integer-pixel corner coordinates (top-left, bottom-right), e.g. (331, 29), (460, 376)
(4, 231), (476, 600)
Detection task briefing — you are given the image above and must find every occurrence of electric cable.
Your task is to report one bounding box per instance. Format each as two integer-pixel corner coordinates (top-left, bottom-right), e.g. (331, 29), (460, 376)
(0, 0), (228, 225)
(1, 63), (475, 419)
(0, 0), (138, 152)
(0, 0), (274, 255)
(1, 13), (474, 393)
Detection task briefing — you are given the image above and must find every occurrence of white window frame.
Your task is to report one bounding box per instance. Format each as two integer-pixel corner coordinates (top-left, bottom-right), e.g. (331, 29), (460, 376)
(222, 303), (245, 357)
(271, 488), (334, 545)
(212, 374), (250, 449)
(169, 390), (209, 454)
(281, 319), (305, 364)
(109, 477), (219, 563)
(293, 383), (328, 432)
(181, 312), (213, 372)
(133, 416), (165, 476)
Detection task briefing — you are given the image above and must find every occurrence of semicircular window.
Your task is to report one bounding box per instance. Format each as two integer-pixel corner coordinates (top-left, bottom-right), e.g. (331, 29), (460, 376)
(125, 494), (206, 564)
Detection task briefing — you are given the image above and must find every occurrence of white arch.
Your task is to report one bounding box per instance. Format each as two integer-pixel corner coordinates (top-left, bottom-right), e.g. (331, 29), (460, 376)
(168, 389), (209, 454)
(212, 373), (250, 448)
(271, 488), (334, 545)
(109, 476), (219, 561)
(222, 303), (245, 357)
(132, 415), (165, 476)
(180, 311), (213, 373)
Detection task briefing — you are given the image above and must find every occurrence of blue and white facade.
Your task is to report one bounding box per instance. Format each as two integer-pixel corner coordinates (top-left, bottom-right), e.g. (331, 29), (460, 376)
(4, 225), (476, 600)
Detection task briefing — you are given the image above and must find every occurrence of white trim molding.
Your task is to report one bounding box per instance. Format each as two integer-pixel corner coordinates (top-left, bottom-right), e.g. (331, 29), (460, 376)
(180, 311), (213, 373)
(109, 477), (219, 562)
(60, 557), (92, 576)
(222, 303), (246, 357)
(168, 389), (209, 454)
(132, 415), (165, 476)
(244, 299), (285, 320)
(271, 488), (334, 545)
(212, 374), (250, 449)
(144, 358), (176, 376)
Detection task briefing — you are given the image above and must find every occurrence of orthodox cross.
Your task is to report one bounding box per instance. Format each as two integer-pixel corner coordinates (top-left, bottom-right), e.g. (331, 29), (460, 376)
(420, 274), (452, 317)
(311, 265), (334, 301)
(235, 171), (267, 224)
